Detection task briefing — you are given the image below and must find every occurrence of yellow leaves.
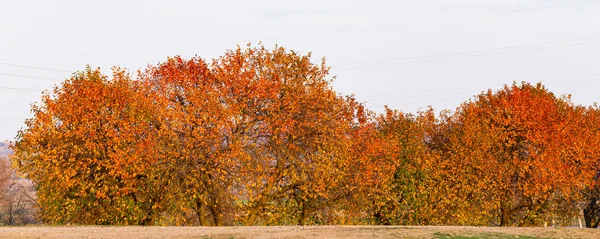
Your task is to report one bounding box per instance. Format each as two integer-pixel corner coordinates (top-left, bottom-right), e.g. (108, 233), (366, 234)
(12, 66), (164, 225)
(423, 82), (600, 226)
(11, 45), (600, 227)
(131, 44), (359, 225)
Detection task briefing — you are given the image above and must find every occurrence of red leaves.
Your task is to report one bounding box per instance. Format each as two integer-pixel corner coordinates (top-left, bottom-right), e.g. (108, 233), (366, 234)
(426, 82), (600, 226)
(10, 46), (600, 227)
(12, 66), (162, 224)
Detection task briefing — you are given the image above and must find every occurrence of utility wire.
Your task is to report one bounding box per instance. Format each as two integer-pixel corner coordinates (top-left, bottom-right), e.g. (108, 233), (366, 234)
(0, 72), (61, 81)
(1, 1), (598, 75)
(363, 74), (600, 103)
(5, 0), (599, 61)
(0, 119), (26, 122)
(4, 36), (599, 80)
(336, 37), (600, 67)
(362, 73), (600, 101)
(336, 39), (600, 70)
(0, 63), (71, 73)
(0, 86), (46, 92)
(1, 38), (598, 95)
(366, 80), (600, 113)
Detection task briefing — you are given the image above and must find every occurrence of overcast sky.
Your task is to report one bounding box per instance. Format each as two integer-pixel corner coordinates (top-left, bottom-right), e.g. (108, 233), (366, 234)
(1, 0), (600, 140)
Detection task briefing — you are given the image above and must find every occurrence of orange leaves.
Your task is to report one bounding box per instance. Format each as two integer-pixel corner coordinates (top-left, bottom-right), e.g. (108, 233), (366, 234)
(135, 45), (361, 226)
(10, 45), (600, 227)
(12, 67), (162, 224)
(342, 82), (600, 226)
(428, 82), (600, 226)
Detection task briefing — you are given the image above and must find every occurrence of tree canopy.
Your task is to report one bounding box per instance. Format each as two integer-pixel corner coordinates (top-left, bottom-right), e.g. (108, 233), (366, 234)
(10, 45), (600, 227)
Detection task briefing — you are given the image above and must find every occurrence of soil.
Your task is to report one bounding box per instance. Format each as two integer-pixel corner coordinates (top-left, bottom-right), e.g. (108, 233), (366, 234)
(0, 225), (597, 239)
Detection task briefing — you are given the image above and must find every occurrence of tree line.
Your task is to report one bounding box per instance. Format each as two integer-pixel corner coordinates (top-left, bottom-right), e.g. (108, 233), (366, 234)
(9, 45), (600, 227)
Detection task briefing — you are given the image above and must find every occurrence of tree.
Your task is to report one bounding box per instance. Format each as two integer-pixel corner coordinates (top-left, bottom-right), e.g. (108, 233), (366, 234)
(581, 105), (600, 228)
(14, 45), (600, 227)
(343, 107), (439, 225)
(139, 45), (363, 225)
(582, 174), (600, 228)
(434, 82), (598, 226)
(12, 67), (163, 224)
(140, 55), (242, 226)
(209, 46), (361, 225)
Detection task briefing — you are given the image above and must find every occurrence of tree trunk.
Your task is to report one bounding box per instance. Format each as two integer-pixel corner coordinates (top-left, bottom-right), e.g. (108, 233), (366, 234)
(196, 200), (209, 226)
(298, 205), (308, 226)
(583, 197), (600, 228)
(208, 203), (221, 226)
(500, 203), (511, 227)
(244, 193), (270, 226)
(244, 206), (261, 226)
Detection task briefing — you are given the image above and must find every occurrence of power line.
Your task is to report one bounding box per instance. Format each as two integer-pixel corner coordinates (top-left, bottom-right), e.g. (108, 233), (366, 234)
(397, 78), (600, 110)
(1, 1), (597, 76)
(336, 37), (600, 67)
(361, 73), (600, 101)
(336, 38), (600, 70)
(293, 0), (600, 38)
(359, 75), (600, 113)
(368, 80), (600, 113)
(2, 38), (598, 96)
(0, 118), (26, 122)
(0, 86), (47, 92)
(2, 36), (599, 78)
(5, 0), (599, 61)
(0, 63), (71, 73)
(4, 36), (598, 80)
(0, 72), (61, 81)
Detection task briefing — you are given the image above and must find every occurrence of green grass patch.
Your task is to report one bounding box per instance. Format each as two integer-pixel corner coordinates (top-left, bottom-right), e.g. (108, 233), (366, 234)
(433, 232), (548, 239)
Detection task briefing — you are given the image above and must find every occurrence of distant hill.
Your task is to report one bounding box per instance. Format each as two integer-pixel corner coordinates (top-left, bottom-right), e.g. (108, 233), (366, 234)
(0, 142), (13, 159)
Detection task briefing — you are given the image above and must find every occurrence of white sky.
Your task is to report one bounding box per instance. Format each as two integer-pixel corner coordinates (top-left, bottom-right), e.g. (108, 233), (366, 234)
(1, 0), (600, 140)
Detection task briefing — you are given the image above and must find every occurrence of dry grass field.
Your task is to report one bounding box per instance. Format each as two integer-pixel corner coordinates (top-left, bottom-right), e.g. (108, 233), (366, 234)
(0, 226), (597, 239)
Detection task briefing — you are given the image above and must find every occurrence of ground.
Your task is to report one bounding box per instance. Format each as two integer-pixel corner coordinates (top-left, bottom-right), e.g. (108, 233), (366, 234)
(0, 226), (597, 239)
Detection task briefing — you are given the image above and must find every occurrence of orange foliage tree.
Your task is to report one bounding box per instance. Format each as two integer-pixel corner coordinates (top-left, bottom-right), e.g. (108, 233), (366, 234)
(344, 107), (440, 225)
(581, 105), (600, 228)
(214, 46), (361, 225)
(138, 45), (363, 225)
(431, 82), (599, 226)
(10, 45), (600, 227)
(140, 56), (241, 226)
(12, 67), (163, 224)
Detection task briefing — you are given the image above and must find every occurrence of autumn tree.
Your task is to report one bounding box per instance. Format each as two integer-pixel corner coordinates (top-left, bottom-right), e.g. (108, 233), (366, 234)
(12, 67), (164, 224)
(342, 107), (440, 225)
(210, 46), (361, 225)
(138, 45), (364, 226)
(12, 45), (600, 227)
(140, 55), (243, 226)
(432, 82), (599, 226)
(581, 105), (600, 228)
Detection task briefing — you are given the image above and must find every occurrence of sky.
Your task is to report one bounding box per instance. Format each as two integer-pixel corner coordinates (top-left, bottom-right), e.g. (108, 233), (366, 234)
(1, 0), (599, 140)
